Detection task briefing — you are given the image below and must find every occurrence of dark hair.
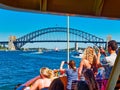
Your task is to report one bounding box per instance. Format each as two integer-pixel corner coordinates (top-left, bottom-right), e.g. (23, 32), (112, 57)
(77, 81), (89, 90)
(84, 69), (98, 90)
(14, 84), (22, 90)
(108, 40), (118, 51)
(68, 60), (76, 71)
(49, 78), (64, 90)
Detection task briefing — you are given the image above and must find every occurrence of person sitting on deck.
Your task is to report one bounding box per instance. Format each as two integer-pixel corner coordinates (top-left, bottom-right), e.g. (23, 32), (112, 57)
(78, 46), (100, 79)
(30, 67), (53, 90)
(60, 60), (78, 90)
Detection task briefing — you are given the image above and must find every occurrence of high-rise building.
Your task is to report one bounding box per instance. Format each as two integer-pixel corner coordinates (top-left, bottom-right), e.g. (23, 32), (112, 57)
(107, 35), (112, 42)
(106, 35), (112, 50)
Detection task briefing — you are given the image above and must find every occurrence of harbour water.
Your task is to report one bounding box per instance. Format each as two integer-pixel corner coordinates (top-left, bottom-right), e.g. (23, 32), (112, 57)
(0, 50), (80, 90)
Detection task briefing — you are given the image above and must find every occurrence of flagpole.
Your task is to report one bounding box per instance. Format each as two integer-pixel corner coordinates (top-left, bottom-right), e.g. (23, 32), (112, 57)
(67, 16), (70, 68)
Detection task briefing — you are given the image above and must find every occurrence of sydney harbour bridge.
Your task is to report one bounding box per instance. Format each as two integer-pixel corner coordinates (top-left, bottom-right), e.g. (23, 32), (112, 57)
(0, 27), (119, 50)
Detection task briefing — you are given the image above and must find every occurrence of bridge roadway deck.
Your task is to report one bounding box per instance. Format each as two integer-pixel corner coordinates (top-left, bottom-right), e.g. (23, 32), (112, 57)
(0, 40), (120, 45)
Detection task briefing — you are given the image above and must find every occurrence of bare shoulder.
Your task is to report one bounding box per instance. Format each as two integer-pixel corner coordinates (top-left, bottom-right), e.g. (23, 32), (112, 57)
(30, 79), (41, 90)
(81, 59), (88, 64)
(33, 79), (40, 85)
(83, 59), (90, 67)
(37, 79), (43, 83)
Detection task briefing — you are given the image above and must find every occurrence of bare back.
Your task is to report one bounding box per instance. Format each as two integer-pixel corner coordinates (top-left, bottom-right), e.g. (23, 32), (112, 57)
(83, 59), (92, 69)
(30, 78), (51, 90)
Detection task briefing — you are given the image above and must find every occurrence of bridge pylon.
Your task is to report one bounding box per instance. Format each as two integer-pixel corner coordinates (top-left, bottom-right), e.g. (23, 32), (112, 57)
(75, 42), (78, 51)
(8, 36), (16, 50)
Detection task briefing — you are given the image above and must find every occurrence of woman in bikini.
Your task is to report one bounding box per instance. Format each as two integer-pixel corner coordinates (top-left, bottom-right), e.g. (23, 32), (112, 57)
(30, 67), (54, 90)
(78, 46), (100, 79)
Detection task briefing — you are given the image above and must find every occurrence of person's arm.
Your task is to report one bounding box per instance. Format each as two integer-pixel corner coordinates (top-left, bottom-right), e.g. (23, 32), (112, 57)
(60, 61), (65, 69)
(104, 56), (111, 63)
(96, 49), (101, 65)
(95, 48), (104, 67)
(23, 75), (40, 87)
(30, 79), (39, 90)
(100, 47), (107, 56)
(59, 61), (66, 74)
(78, 60), (84, 79)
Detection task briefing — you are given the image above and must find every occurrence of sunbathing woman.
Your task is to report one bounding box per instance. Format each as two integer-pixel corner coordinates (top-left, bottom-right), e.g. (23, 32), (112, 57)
(30, 67), (52, 90)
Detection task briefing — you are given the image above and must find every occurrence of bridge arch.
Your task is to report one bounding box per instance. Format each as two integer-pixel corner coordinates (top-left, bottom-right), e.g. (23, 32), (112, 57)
(15, 27), (104, 48)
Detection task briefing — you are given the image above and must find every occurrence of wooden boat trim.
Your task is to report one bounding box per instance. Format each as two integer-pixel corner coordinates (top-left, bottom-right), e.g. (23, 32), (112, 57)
(106, 49), (120, 90)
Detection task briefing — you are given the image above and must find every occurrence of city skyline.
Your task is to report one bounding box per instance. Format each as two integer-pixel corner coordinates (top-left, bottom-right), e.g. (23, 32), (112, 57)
(0, 9), (120, 49)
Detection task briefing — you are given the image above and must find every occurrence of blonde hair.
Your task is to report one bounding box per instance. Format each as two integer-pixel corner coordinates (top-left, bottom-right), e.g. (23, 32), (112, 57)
(82, 47), (95, 64)
(40, 67), (50, 78)
(48, 69), (55, 78)
(40, 67), (55, 79)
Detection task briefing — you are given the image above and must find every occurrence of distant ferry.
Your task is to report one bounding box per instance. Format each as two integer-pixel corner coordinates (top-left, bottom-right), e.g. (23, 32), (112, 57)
(37, 48), (43, 53)
(54, 47), (59, 51)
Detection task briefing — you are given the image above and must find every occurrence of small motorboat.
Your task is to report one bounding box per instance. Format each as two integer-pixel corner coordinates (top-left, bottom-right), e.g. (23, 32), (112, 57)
(71, 50), (83, 59)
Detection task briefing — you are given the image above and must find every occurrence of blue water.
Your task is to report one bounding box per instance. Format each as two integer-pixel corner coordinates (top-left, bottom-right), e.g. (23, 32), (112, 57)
(0, 50), (80, 90)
